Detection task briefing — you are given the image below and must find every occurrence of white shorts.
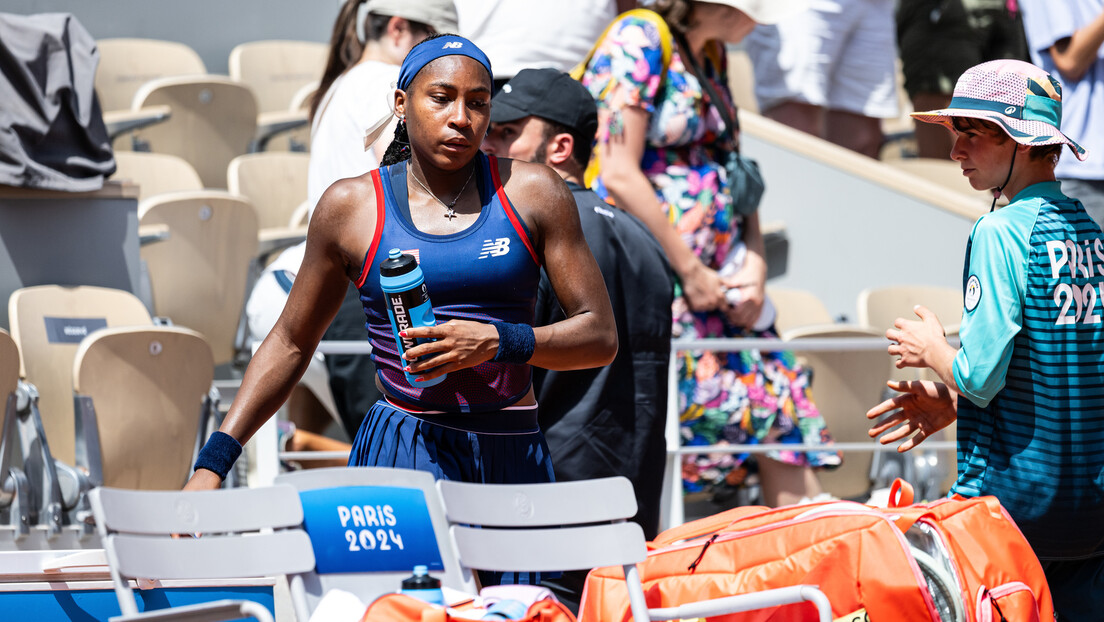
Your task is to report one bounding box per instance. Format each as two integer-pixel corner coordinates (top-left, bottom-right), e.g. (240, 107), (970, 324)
(744, 0), (899, 118)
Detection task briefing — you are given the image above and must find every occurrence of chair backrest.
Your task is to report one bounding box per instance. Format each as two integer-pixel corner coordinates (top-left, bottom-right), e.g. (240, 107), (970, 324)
(857, 284), (963, 335)
(112, 151), (204, 200)
(227, 152), (310, 230)
(132, 76), (259, 188)
(766, 286), (834, 334)
(229, 40), (327, 114)
(89, 485), (315, 617)
(73, 326), (213, 489)
(95, 38), (206, 112)
(782, 325), (894, 500)
(275, 467), (476, 621)
(436, 477), (646, 574)
(7, 286), (152, 464)
(139, 191), (259, 366)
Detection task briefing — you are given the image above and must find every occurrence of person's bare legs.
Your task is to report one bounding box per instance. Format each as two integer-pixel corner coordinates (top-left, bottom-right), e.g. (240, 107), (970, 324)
(764, 101), (824, 139)
(910, 92), (954, 159)
(287, 429), (351, 468)
(825, 109), (884, 159)
(757, 457), (824, 507)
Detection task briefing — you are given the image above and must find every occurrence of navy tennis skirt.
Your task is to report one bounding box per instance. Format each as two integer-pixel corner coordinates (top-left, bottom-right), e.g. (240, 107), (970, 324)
(348, 399), (556, 586)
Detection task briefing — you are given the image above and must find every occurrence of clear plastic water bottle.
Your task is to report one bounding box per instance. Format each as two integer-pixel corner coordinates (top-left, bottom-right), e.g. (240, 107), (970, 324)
(400, 564), (444, 605)
(380, 248), (445, 387)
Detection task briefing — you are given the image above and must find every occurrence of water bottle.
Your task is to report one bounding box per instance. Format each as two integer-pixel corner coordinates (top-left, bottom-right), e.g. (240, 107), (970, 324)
(380, 248), (445, 387)
(400, 564), (444, 605)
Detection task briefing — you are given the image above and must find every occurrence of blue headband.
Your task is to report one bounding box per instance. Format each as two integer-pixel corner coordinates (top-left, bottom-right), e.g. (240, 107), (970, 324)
(397, 35), (493, 91)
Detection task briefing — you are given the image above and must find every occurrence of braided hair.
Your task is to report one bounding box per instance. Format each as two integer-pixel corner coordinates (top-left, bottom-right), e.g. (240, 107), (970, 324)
(380, 33), (451, 166)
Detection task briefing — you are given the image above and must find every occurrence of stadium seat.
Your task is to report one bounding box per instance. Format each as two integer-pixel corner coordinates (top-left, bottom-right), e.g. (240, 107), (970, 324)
(139, 191), (259, 367)
(95, 38), (206, 113)
(229, 40), (326, 151)
(857, 284), (964, 378)
(73, 326), (214, 490)
(227, 152), (310, 232)
(130, 76), (259, 188)
(782, 324), (894, 500)
(276, 467), (476, 620)
(112, 152), (204, 201)
(8, 286), (153, 466)
(95, 38), (206, 148)
(725, 48), (758, 114)
(766, 286), (834, 334)
(89, 484), (314, 622)
(436, 477), (833, 622)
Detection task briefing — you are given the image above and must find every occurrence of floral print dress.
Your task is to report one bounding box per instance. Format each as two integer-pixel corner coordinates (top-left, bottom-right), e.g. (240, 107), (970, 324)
(580, 13), (841, 495)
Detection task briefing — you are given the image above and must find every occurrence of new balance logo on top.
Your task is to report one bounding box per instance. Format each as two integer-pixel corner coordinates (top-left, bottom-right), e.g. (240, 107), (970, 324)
(478, 238), (511, 259)
(443, 41), (463, 49)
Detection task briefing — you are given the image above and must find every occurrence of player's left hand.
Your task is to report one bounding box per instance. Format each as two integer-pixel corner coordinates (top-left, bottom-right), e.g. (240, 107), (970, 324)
(399, 320), (501, 381)
(886, 305), (946, 369)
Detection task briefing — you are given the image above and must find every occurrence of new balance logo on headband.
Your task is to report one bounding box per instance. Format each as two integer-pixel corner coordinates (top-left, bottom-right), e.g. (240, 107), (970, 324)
(443, 41), (463, 49)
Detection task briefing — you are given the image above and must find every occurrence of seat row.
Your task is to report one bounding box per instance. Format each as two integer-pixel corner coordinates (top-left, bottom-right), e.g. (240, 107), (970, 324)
(97, 38), (325, 189)
(89, 467), (832, 621)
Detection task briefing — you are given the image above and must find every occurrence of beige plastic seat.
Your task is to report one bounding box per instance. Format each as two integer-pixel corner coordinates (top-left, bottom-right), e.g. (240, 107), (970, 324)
(139, 191), (259, 367)
(227, 152), (310, 231)
(229, 40), (325, 152)
(8, 286), (152, 465)
(858, 284), (963, 383)
(73, 326), (213, 490)
(112, 152), (204, 201)
(765, 286), (834, 334)
(229, 40), (326, 115)
(95, 38), (206, 113)
(783, 324), (895, 500)
(130, 76), (259, 188)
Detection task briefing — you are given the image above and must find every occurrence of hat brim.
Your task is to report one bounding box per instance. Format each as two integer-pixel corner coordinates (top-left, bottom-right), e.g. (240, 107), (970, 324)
(489, 97), (531, 124)
(911, 108), (1088, 161)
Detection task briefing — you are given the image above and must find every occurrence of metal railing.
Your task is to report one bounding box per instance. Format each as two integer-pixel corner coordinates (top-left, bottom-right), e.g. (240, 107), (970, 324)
(288, 335), (958, 528)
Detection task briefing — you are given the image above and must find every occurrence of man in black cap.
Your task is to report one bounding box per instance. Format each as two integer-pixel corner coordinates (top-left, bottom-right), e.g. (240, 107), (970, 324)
(483, 67), (674, 609)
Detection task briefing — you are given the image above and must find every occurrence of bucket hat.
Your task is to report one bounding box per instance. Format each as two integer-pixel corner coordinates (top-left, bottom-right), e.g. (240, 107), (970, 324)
(911, 59), (1087, 161)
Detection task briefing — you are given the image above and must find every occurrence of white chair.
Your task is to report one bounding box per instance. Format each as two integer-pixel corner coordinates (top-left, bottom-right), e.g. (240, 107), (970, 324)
(436, 477), (832, 622)
(89, 485), (315, 622)
(276, 467), (475, 621)
(766, 286), (835, 334)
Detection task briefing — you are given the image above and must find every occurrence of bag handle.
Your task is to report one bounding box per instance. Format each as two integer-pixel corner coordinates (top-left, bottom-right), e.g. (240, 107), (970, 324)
(669, 29), (741, 152)
(889, 478), (915, 507)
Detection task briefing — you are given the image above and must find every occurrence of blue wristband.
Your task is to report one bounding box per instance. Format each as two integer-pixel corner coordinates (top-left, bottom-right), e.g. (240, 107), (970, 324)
(194, 431), (243, 480)
(490, 321), (535, 364)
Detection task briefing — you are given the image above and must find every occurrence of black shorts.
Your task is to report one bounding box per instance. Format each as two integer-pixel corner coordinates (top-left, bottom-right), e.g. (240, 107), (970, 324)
(897, 0), (1029, 97)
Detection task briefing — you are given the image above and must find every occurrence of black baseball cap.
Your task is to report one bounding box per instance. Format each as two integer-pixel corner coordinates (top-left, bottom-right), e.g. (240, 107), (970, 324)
(490, 68), (598, 143)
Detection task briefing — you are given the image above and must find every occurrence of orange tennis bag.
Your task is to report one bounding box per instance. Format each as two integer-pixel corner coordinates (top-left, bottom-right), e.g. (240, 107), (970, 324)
(579, 481), (1053, 622)
(361, 593), (577, 622)
(579, 500), (947, 622)
(876, 480), (1053, 622)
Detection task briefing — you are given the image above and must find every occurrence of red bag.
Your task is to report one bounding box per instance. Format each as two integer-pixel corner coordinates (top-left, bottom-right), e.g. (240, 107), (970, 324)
(361, 593), (577, 622)
(879, 480), (1054, 622)
(579, 501), (944, 621)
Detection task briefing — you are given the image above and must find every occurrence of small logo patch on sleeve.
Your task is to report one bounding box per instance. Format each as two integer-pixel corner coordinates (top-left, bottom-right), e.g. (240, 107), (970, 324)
(964, 275), (982, 311)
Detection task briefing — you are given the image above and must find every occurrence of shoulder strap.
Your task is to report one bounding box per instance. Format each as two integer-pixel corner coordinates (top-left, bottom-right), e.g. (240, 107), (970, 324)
(570, 8), (673, 98)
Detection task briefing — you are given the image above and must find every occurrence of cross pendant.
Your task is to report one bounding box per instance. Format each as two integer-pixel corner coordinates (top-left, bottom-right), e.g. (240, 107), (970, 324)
(444, 207), (457, 220)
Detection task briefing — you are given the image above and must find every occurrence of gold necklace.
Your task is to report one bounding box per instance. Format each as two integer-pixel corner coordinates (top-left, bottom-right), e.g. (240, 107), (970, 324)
(409, 165), (476, 220)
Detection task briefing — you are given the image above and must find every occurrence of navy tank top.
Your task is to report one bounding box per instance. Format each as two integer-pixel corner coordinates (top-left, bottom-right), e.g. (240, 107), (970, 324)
(355, 152), (541, 412)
